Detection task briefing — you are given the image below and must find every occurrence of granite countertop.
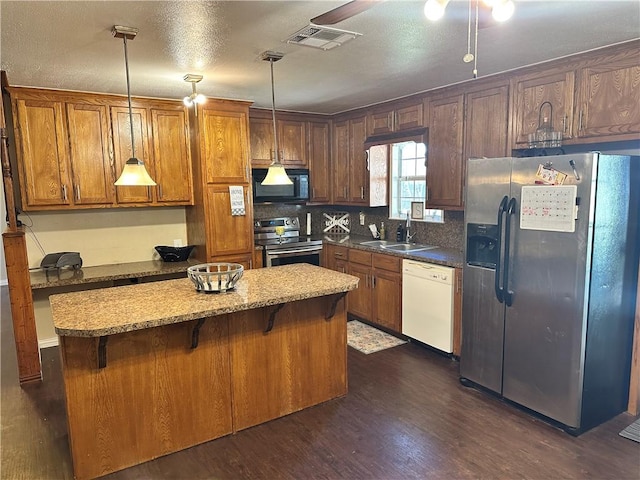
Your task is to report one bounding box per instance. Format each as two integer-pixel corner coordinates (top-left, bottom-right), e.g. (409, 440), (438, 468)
(30, 259), (201, 290)
(321, 234), (463, 268)
(50, 264), (359, 338)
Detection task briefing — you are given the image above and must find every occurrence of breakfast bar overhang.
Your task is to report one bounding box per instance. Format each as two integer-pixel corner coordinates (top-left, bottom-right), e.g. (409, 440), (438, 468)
(50, 264), (358, 480)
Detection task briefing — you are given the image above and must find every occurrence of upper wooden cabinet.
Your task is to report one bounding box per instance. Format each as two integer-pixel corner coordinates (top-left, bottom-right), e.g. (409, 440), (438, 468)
(308, 121), (331, 203)
(347, 115), (368, 205)
(464, 85), (510, 161)
(8, 87), (194, 211)
(426, 93), (465, 210)
(573, 48), (640, 141)
(512, 42), (640, 147)
(511, 70), (575, 146)
(200, 105), (250, 184)
(249, 111), (307, 168)
(368, 100), (424, 136)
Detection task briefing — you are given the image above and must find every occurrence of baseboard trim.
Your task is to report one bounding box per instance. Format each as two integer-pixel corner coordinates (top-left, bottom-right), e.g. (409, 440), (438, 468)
(39, 337), (59, 349)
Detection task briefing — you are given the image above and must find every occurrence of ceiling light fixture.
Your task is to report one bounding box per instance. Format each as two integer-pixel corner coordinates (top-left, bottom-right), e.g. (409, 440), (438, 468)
(112, 25), (156, 187)
(424, 0), (514, 22)
(491, 0), (515, 22)
(260, 51), (292, 186)
(183, 74), (206, 107)
(423, 0), (450, 21)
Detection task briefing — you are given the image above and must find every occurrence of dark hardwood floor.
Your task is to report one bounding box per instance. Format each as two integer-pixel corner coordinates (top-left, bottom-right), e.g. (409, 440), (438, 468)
(1, 285), (639, 479)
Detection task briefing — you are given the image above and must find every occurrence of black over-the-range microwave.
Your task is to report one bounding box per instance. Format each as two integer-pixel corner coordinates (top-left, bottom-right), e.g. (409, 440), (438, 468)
(252, 168), (310, 203)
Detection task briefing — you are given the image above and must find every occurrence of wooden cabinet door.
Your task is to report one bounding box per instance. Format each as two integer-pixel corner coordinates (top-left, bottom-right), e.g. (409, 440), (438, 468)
(308, 121), (330, 203)
(204, 184), (254, 258)
(372, 268), (402, 333)
(348, 115), (368, 205)
(453, 267), (463, 357)
(575, 50), (640, 140)
(66, 103), (114, 205)
(150, 108), (193, 204)
(511, 70), (575, 146)
(464, 85), (510, 161)
(395, 102), (423, 131)
(427, 94), (464, 209)
(200, 107), (250, 184)
(279, 119), (307, 167)
(111, 106), (154, 204)
(14, 98), (71, 208)
(347, 262), (372, 321)
(332, 120), (350, 203)
(249, 117), (273, 168)
(322, 244), (348, 271)
(369, 108), (395, 136)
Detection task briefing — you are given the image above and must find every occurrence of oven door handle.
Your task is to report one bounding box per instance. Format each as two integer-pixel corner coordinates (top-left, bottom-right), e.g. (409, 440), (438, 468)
(265, 247), (323, 256)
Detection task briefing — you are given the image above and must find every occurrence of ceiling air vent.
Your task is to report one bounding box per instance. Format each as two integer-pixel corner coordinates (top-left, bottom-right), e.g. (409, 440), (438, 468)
(285, 24), (362, 51)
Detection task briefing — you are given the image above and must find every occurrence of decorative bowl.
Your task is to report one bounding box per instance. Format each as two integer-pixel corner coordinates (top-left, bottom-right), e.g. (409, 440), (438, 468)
(187, 263), (244, 293)
(155, 245), (195, 262)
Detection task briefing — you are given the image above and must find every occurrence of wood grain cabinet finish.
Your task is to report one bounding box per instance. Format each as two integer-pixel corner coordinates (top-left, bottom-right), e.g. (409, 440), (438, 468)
(346, 248), (402, 334)
(573, 48), (640, 141)
(8, 87), (194, 210)
(427, 93), (465, 210)
(249, 114), (308, 168)
(308, 121), (331, 203)
(331, 114), (368, 205)
(464, 85), (510, 161)
(12, 97), (72, 208)
(331, 119), (350, 203)
(511, 70), (575, 146)
(322, 243), (348, 273)
(150, 107), (193, 204)
(368, 101), (424, 136)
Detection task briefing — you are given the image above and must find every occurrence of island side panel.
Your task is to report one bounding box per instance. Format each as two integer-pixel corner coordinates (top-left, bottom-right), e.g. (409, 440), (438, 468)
(230, 295), (348, 431)
(60, 318), (232, 480)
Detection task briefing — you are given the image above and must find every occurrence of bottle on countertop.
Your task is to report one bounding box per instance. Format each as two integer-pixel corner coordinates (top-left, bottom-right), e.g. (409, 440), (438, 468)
(396, 223), (405, 242)
(379, 222), (386, 240)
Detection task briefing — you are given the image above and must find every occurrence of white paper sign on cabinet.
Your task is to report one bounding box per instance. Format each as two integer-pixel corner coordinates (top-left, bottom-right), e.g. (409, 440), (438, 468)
(229, 186), (245, 216)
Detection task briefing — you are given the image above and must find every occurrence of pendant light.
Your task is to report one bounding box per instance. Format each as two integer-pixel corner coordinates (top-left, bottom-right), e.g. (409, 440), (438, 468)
(260, 51), (292, 186)
(112, 25), (156, 187)
(183, 74), (206, 107)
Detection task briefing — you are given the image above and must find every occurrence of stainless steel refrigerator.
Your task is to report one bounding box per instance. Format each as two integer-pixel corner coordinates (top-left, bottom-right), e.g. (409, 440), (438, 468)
(460, 152), (639, 435)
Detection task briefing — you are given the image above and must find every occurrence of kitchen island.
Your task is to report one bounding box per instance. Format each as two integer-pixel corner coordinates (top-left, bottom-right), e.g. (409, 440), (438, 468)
(50, 263), (358, 480)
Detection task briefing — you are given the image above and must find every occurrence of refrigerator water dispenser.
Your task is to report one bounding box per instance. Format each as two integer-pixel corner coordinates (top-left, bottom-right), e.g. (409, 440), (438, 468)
(466, 223), (499, 269)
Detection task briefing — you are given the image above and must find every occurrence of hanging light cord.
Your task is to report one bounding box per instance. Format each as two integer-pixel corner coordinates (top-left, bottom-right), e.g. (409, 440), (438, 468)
(473, 0), (479, 78)
(122, 35), (136, 159)
(269, 58), (280, 164)
(466, 0), (472, 59)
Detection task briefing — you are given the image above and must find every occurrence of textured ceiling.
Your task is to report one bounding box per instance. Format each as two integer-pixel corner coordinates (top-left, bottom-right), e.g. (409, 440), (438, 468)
(1, 1), (639, 115)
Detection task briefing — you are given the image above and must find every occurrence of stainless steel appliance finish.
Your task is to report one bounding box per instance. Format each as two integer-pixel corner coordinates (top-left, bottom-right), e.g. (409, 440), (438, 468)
(461, 153), (640, 434)
(252, 169), (310, 203)
(254, 217), (322, 267)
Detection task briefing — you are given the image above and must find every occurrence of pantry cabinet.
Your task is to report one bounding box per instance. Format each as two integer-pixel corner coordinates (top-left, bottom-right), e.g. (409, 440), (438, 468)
(331, 114), (369, 205)
(186, 100), (255, 268)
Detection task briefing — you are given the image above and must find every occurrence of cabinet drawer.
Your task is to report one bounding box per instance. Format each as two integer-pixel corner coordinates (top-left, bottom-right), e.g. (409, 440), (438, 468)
(372, 253), (401, 273)
(349, 249), (372, 266)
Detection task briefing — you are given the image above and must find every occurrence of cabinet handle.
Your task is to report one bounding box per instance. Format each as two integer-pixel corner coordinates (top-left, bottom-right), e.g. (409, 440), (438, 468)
(361, 186), (365, 199)
(158, 185), (163, 200)
(562, 115), (567, 133)
(335, 252), (344, 258)
(344, 187), (347, 198)
(578, 109), (583, 131)
(312, 187), (316, 199)
(365, 150), (370, 171)
(372, 275), (376, 288)
(75, 185), (81, 201)
(62, 184), (68, 202)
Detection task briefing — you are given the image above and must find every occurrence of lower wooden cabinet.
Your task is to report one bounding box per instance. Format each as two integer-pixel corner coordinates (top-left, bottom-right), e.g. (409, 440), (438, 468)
(325, 246), (402, 334)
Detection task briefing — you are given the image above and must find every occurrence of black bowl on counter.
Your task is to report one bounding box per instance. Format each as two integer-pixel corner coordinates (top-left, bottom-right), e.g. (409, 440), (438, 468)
(154, 245), (195, 262)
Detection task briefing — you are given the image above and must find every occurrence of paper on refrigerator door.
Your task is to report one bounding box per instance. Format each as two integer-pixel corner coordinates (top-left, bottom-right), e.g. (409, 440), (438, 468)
(229, 186), (245, 216)
(520, 185), (577, 232)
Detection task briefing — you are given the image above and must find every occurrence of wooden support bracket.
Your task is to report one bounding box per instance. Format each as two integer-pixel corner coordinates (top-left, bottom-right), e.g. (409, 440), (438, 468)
(264, 304), (285, 333)
(191, 318), (206, 349)
(325, 292), (347, 320)
(98, 336), (108, 369)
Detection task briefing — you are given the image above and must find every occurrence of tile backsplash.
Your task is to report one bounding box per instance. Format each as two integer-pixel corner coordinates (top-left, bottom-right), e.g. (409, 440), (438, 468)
(254, 204), (464, 252)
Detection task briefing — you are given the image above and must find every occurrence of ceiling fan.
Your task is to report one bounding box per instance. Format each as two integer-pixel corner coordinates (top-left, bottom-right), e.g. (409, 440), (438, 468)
(310, 0), (384, 25)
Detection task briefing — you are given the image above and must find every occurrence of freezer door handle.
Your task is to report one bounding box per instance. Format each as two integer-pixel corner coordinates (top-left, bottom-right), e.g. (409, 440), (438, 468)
(495, 195), (509, 303)
(503, 197), (517, 306)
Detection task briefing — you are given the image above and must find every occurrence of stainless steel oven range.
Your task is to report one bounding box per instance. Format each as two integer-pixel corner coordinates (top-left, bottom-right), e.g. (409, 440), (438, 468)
(254, 217), (323, 267)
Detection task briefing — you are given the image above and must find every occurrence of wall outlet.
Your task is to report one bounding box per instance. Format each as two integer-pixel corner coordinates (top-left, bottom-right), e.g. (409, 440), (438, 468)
(359, 212), (365, 226)
(173, 239), (183, 247)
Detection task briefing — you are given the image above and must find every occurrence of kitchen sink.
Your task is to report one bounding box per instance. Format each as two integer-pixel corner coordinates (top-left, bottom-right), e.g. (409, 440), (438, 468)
(382, 243), (437, 253)
(360, 240), (401, 247)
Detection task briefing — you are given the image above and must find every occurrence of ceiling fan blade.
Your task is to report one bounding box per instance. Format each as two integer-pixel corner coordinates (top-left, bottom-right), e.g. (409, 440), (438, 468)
(311, 0), (382, 25)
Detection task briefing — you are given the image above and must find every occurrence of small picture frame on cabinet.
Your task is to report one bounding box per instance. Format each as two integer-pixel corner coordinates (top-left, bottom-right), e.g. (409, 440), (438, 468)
(411, 201), (424, 220)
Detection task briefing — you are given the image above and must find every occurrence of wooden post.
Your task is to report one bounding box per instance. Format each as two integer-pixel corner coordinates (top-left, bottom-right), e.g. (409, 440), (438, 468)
(2, 70), (42, 383)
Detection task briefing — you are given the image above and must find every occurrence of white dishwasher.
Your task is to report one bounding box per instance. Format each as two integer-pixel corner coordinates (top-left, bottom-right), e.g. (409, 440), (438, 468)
(402, 259), (454, 353)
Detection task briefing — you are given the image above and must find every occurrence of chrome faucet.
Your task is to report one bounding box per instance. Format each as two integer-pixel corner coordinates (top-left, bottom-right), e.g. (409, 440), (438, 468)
(405, 212), (415, 243)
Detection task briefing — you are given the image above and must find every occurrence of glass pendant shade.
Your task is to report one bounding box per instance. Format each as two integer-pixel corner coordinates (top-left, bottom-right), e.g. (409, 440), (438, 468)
(261, 164), (293, 186)
(424, 0), (450, 21)
(114, 157), (156, 186)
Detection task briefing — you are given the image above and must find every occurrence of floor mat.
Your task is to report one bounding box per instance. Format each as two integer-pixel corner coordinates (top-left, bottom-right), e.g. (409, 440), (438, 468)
(619, 417), (640, 443)
(347, 320), (406, 354)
